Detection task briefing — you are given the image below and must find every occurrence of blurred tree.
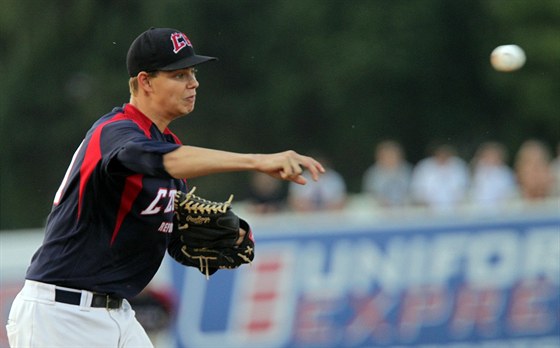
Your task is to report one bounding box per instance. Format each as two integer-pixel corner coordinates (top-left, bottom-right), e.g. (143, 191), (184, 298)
(1, 0), (559, 229)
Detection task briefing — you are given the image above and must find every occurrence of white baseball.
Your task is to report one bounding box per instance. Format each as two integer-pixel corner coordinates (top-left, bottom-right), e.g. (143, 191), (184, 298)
(490, 44), (526, 72)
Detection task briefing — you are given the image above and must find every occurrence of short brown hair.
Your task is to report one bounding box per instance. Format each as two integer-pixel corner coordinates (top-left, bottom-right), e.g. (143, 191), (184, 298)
(128, 71), (159, 96)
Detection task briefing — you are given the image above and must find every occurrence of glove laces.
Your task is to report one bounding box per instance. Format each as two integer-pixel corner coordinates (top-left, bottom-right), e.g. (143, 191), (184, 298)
(176, 187), (234, 215)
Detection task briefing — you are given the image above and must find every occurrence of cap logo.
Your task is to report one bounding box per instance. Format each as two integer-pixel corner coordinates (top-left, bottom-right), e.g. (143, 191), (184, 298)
(170, 32), (192, 54)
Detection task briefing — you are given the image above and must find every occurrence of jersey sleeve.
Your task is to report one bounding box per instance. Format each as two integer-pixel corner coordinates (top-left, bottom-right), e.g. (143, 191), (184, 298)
(101, 120), (181, 178)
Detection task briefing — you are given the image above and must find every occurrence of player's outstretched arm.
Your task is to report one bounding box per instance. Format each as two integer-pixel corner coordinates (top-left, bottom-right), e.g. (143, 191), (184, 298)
(163, 146), (325, 184)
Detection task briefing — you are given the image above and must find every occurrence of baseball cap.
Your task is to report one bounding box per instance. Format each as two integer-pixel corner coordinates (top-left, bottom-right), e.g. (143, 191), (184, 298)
(126, 27), (217, 77)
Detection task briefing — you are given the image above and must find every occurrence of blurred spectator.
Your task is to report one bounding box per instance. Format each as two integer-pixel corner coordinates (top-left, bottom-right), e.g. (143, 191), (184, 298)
(288, 155), (347, 212)
(410, 144), (470, 213)
(128, 286), (175, 344)
(551, 142), (560, 196)
(514, 139), (555, 200)
(362, 140), (412, 207)
(469, 141), (518, 208)
(246, 172), (286, 214)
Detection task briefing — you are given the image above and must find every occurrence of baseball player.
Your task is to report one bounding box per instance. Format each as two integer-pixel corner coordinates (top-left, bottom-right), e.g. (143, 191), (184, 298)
(6, 27), (324, 347)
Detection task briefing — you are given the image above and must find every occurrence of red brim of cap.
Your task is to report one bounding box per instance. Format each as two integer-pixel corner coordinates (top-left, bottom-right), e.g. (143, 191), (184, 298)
(159, 54), (218, 71)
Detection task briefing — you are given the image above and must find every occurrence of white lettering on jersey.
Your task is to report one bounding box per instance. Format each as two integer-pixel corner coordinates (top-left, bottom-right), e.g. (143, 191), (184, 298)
(164, 189), (176, 213)
(158, 222), (174, 233)
(141, 188), (177, 215)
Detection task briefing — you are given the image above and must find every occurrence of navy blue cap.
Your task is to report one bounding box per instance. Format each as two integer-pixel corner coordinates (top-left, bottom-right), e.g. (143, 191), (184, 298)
(127, 28), (217, 77)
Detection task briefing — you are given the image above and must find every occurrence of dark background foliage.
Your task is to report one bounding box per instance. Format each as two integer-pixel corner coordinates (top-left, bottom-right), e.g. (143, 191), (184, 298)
(1, 0), (559, 229)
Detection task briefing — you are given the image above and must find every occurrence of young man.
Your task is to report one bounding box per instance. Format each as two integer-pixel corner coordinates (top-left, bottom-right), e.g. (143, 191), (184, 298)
(6, 27), (324, 347)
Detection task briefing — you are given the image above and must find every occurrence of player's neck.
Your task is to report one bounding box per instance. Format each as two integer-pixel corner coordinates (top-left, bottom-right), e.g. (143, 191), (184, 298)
(129, 97), (171, 132)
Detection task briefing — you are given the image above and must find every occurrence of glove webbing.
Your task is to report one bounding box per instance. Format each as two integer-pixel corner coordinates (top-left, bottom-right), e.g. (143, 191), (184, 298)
(181, 245), (218, 280)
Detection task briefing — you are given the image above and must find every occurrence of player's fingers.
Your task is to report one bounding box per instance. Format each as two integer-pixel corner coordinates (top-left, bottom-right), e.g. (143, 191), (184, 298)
(291, 174), (308, 185)
(291, 157), (303, 176)
(280, 160), (293, 180)
(278, 163), (302, 185)
(236, 228), (246, 246)
(300, 157), (325, 182)
(265, 151), (324, 184)
(281, 156), (301, 179)
(308, 163), (325, 181)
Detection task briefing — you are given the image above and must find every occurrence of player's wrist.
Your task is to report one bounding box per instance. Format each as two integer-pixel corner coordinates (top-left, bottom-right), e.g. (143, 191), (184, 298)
(245, 153), (262, 171)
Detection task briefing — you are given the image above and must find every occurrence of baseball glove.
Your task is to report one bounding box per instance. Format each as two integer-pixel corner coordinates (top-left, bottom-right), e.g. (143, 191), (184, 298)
(173, 187), (254, 278)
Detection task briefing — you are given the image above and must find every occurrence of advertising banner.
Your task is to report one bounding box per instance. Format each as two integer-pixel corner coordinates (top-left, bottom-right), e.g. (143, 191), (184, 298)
(172, 215), (560, 348)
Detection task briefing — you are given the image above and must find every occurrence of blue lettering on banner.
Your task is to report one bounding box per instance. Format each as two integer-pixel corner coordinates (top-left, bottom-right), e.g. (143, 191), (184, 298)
(172, 217), (560, 348)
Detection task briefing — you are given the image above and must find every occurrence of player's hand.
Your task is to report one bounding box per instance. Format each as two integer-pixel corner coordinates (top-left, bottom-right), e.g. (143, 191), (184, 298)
(255, 151), (325, 185)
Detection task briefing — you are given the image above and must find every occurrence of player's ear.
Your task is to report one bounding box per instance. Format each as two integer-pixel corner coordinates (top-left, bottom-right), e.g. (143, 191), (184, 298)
(137, 71), (154, 92)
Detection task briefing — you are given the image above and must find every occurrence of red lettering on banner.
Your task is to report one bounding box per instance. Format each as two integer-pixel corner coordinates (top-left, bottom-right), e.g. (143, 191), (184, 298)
(450, 286), (503, 338)
(344, 292), (394, 345)
(508, 279), (555, 334)
(398, 285), (450, 341)
(288, 278), (558, 346)
(295, 297), (338, 344)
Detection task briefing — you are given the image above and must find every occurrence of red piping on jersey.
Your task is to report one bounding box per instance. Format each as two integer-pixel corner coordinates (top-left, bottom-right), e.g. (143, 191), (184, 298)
(111, 173), (143, 245)
(78, 122), (108, 220)
(124, 104), (154, 136)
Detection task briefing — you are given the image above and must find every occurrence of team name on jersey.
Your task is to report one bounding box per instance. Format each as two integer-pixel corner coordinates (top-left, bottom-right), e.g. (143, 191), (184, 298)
(157, 221), (174, 233)
(141, 188), (176, 215)
(141, 188), (177, 233)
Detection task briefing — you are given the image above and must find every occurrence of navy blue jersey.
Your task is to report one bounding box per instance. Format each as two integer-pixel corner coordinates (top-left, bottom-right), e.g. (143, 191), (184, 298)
(26, 104), (187, 299)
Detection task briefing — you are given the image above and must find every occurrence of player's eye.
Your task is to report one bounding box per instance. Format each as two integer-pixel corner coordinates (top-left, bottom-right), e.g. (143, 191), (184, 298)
(187, 68), (198, 79)
(174, 69), (197, 81)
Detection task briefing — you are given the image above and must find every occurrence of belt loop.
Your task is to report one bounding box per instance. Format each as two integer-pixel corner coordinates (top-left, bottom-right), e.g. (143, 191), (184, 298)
(80, 290), (93, 311)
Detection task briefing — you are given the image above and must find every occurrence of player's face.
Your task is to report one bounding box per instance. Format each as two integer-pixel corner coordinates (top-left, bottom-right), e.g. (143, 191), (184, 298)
(150, 68), (199, 118)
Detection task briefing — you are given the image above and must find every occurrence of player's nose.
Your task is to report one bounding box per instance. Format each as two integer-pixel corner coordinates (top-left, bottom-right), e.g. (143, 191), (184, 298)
(187, 76), (199, 88)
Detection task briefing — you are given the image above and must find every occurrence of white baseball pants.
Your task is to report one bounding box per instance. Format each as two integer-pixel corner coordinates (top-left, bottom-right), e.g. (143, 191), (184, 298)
(6, 280), (153, 348)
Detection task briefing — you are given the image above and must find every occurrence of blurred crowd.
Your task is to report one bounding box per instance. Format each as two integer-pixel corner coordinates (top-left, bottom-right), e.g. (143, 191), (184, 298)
(244, 139), (560, 215)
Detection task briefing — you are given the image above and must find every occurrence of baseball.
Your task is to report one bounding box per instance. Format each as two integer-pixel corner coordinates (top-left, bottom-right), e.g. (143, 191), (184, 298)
(490, 44), (526, 72)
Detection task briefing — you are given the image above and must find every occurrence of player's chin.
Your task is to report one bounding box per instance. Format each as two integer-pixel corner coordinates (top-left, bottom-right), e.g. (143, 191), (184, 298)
(179, 102), (195, 115)
(173, 108), (194, 120)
